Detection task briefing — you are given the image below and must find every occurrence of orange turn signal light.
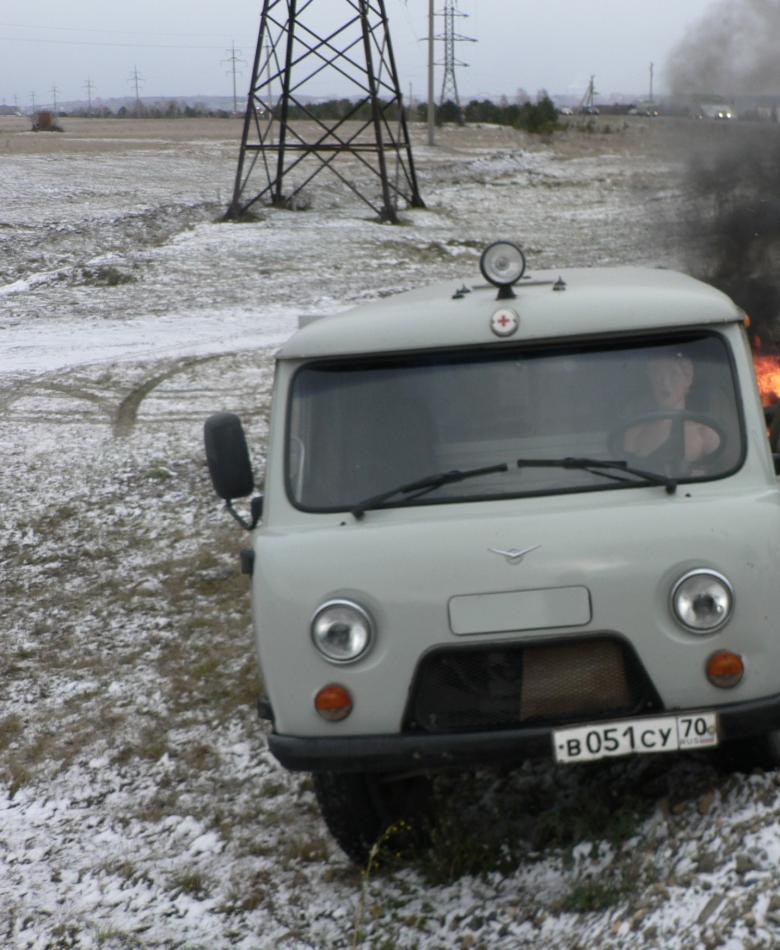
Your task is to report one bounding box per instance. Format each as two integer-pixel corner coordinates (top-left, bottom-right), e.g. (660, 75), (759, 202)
(706, 650), (744, 688)
(314, 684), (353, 721)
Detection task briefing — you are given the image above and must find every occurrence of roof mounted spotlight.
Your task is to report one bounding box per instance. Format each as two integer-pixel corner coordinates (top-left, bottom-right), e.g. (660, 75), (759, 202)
(480, 241), (526, 300)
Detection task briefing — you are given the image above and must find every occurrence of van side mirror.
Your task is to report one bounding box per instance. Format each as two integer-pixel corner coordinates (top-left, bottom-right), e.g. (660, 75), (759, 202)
(204, 412), (255, 500)
(204, 413), (267, 532)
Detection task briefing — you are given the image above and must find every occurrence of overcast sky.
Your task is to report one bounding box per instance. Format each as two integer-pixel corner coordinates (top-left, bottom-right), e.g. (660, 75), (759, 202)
(0, 0), (719, 108)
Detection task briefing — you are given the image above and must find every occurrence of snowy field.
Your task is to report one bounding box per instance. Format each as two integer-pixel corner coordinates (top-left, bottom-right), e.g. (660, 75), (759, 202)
(3, 114), (780, 948)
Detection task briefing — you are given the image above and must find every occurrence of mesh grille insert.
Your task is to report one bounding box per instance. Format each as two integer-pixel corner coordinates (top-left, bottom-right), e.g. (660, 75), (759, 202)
(404, 636), (660, 734)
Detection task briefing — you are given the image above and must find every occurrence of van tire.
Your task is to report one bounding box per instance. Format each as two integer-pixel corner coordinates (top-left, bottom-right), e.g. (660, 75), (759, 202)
(312, 770), (433, 866)
(758, 731), (780, 768)
(718, 732), (780, 772)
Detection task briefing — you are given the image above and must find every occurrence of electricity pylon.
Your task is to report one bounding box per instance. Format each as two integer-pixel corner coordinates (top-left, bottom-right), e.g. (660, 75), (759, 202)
(580, 75), (597, 113)
(226, 0), (424, 222)
(437, 0), (476, 111)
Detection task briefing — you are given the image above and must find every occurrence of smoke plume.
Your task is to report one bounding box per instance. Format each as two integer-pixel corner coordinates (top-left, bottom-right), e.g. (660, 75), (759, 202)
(667, 0), (780, 97)
(682, 131), (780, 347)
(664, 1), (780, 345)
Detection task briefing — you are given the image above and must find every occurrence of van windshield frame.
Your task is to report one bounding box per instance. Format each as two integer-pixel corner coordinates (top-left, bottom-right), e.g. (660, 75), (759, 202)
(285, 331), (746, 513)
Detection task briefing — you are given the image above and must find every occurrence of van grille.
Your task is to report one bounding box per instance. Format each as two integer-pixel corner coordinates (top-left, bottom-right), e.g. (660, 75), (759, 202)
(403, 637), (660, 734)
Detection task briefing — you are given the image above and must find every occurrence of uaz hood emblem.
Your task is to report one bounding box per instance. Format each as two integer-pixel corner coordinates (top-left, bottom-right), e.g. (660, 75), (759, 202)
(489, 544), (541, 563)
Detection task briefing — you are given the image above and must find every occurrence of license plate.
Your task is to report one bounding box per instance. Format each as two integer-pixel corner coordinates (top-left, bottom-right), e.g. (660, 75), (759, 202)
(553, 712), (718, 764)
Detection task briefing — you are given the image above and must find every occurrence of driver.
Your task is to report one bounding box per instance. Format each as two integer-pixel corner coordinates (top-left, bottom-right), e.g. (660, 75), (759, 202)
(622, 352), (720, 468)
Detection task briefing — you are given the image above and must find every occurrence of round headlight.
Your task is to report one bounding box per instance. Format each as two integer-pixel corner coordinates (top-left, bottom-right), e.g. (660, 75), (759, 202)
(311, 600), (374, 664)
(671, 570), (733, 633)
(480, 241), (526, 289)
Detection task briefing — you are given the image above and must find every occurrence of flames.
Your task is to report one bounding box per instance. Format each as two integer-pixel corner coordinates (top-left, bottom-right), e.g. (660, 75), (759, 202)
(753, 352), (780, 406)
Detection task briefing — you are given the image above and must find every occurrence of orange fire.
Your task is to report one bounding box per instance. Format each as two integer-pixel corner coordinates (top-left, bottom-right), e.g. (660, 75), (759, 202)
(753, 353), (780, 406)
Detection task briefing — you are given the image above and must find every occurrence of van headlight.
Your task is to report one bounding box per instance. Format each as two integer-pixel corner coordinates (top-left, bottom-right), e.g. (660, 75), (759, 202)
(311, 600), (374, 663)
(671, 570), (733, 633)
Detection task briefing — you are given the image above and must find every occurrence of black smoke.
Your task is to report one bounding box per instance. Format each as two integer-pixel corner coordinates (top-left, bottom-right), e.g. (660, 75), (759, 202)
(667, 0), (780, 98)
(665, 0), (780, 346)
(683, 134), (780, 347)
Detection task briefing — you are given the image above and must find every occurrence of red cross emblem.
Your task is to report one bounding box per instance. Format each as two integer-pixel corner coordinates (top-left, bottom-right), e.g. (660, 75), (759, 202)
(490, 308), (519, 337)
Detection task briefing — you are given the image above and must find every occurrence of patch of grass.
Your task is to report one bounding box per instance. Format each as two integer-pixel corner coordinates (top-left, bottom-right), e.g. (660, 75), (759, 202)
(281, 834), (331, 864)
(0, 714), (24, 750)
(132, 790), (181, 824)
(79, 264), (135, 287)
(171, 870), (207, 897)
(102, 859), (139, 883)
(144, 464), (174, 482)
(93, 925), (143, 947)
(221, 208), (264, 223)
(530, 791), (646, 851)
(7, 760), (33, 796)
(260, 778), (288, 798)
(113, 725), (170, 765)
(161, 634), (259, 722)
(406, 765), (656, 885)
(241, 839), (278, 859)
(50, 503), (79, 523)
(418, 814), (518, 885)
(177, 741), (218, 771)
(560, 868), (637, 913)
(221, 869), (275, 913)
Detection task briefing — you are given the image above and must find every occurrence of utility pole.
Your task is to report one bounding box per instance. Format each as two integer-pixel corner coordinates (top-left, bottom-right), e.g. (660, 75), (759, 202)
(223, 42), (244, 114)
(84, 78), (95, 115)
(580, 75), (597, 113)
(51, 84), (58, 114)
(649, 62), (654, 103)
(129, 66), (144, 114)
(30, 91), (36, 115)
(427, 0), (435, 145)
(436, 0), (476, 114)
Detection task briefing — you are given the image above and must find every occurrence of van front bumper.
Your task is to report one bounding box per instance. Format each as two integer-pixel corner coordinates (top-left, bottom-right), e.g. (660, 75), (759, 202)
(267, 690), (780, 773)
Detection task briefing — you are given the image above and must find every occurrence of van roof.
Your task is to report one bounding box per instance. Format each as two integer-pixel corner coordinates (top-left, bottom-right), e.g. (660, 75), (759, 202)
(278, 266), (742, 360)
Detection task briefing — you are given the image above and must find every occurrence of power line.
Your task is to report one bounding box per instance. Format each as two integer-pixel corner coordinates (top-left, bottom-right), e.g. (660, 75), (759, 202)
(0, 21), (235, 39)
(0, 35), (226, 51)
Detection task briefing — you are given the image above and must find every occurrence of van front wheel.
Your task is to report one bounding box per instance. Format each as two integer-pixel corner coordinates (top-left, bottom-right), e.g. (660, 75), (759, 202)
(758, 731), (780, 768)
(312, 770), (433, 866)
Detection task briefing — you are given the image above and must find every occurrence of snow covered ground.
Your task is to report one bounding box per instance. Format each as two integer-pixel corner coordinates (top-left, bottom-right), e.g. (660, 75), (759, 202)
(3, 115), (779, 948)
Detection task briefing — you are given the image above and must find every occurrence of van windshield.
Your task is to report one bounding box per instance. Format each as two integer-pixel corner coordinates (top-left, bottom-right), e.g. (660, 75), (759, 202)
(286, 333), (744, 511)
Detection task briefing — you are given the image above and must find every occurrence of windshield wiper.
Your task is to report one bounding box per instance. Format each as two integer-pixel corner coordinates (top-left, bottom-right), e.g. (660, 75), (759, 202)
(515, 457), (677, 494)
(351, 463), (509, 520)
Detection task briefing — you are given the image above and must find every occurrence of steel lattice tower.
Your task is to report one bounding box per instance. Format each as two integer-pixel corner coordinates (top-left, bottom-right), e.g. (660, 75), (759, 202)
(227, 0), (424, 222)
(437, 0), (475, 110)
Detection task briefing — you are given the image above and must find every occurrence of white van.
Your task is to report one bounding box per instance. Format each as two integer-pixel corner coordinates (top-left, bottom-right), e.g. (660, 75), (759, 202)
(205, 242), (779, 863)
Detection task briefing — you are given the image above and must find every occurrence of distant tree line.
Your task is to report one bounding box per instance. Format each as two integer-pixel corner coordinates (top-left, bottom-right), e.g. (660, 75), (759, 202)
(65, 102), (234, 119)
(63, 95), (562, 133)
(281, 95), (561, 133)
(434, 96), (559, 133)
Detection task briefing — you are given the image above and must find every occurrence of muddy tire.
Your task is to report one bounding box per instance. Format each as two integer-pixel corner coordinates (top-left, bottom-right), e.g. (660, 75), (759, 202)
(717, 732), (780, 772)
(312, 771), (434, 866)
(754, 731), (780, 769)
